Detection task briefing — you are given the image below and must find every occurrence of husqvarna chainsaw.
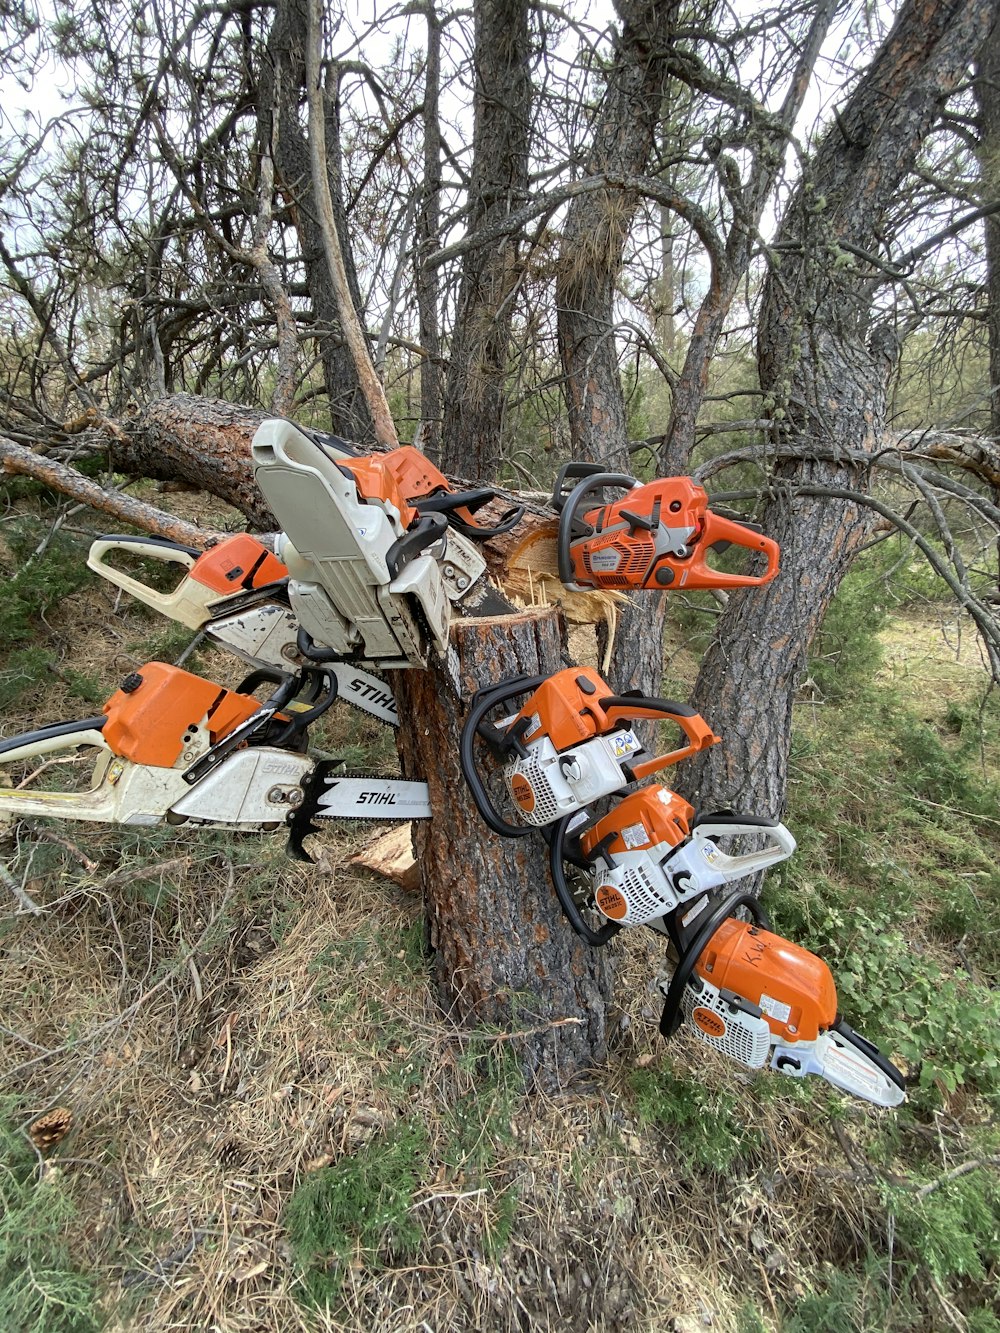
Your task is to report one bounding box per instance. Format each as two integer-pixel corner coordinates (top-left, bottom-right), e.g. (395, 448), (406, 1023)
(552, 463), (780, 593)
(656, 888), (906, 1107)
(0, 662), (431, 854)
(460, 666), (719, 837)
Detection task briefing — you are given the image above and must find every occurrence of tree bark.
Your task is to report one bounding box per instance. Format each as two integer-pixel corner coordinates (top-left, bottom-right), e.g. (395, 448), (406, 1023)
(686, 0), (993, 821)
(555, 0), (681, 473)
(392, 607), (612, 1089)
(439, 0), (532, 478)
(259, 0), (373, 440)
(975, 4), (1000, 584)
(416, 0), (444, 462)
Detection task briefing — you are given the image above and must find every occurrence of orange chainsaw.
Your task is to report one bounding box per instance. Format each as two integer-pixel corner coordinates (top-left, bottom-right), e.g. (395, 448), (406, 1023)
(548, 785), (795, 945)
(552, 463), (780, 593)
(0, 662), (431, 851)
(460, 666), (719, 837)
(655, 888), (906, 1107)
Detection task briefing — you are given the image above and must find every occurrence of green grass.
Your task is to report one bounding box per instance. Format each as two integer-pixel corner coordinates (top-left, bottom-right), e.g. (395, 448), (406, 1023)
(0, 1112), (102, 1333)
(284, 1122), (429, 1308)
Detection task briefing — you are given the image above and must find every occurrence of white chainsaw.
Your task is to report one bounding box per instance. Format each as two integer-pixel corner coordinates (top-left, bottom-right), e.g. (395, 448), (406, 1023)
(87, 533), (400, 727)
(0, 662), (431, 857)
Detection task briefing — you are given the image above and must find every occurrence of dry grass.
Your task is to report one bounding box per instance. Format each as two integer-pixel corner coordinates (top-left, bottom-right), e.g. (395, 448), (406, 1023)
(1, 495), (993, 1332)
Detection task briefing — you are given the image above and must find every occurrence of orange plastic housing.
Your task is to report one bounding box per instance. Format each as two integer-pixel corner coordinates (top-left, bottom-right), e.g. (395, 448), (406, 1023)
(380, 445), (450, 505)
(102, 662), (262, 768)
(513, 667), (612, 751)
(190, 535), (287, 595)
(581, 783), (694, 859)
(340, 456), (418, 531)
(695, 919), (838, 1043)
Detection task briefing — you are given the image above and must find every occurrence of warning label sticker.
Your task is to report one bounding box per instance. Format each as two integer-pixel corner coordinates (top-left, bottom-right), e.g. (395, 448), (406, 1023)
(759, 993), (792, 1024)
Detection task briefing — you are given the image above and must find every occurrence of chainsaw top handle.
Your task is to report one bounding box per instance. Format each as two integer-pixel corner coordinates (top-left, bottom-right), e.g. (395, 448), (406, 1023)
(590, 694), (720, 778)
(557, 472), (638, 585)
(459, 674), (547, 837)
(659, 889), (769, 1039)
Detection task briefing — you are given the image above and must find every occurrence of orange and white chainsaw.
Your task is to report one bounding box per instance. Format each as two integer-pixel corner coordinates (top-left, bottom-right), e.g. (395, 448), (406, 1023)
(460, 666), (719, 837)
(552, 463), (780, 593)
(547, 784), (795, 944)
(0, 662), (431, 853)
(88, 421), (522, 721)
(549, 793), (903, 1106)
(656, 889), (906, 1107)
(88, 533), (401, 726)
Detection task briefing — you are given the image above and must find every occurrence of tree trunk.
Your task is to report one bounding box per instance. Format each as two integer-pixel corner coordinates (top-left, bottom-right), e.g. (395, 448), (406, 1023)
(259, 0), (373, 440)
(975, 4), (1000, 585)
(392, 607), (612, 1088)
(555, 0), (680, 473)
(439, 0), (532, 478)
(687, 0), (992, 820)
(416, 0), (444, 462)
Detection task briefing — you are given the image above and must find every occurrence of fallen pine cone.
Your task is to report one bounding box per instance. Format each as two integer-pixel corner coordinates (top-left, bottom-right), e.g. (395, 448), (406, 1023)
(29, 1106), (73, 1152)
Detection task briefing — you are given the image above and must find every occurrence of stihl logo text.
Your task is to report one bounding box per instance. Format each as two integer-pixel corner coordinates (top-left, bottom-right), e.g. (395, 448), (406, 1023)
(348, 677), (397, 712)
(357, 790), (397, 805)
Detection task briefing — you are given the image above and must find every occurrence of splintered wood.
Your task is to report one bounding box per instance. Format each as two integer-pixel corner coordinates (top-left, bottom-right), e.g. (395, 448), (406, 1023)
(350, 824), (420, 892)
(500, 524), (626, 671)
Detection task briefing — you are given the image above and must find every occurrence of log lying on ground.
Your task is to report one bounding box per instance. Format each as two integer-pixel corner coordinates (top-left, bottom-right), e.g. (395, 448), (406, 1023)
(391, 606), (613, 1091)
(0, 435), (222, 549)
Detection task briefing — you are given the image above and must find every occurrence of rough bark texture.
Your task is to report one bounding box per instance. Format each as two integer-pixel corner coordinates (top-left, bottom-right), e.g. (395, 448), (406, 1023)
(259, 0), (373, 440)
(416, 0), (444, 462)
(111, 395), (275, 529)
(555, 0), (681, 473)
(976, 6), (1000, 584)
(686, 0), (992, 820)
(391, 608), (613, 1090)
(439, 0), (532, 478)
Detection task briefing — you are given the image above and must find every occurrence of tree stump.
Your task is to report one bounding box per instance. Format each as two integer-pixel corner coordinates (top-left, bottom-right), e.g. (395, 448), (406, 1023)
(392, 606), (613, 1091)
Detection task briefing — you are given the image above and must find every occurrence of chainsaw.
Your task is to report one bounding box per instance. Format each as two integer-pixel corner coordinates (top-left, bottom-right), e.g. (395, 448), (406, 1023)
(250, 419), (514, 672)
(0, 662), (431, 853)
(87, 533), (400, 726)
(552, 462), (780, 593)
(654, 888), (906, 1107)
(547, 783), (796, 945)
(460, 666), (719, 837)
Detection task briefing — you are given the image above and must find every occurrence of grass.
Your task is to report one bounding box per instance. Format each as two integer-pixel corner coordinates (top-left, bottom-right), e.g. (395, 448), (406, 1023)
(2, 492), (1000, 1330)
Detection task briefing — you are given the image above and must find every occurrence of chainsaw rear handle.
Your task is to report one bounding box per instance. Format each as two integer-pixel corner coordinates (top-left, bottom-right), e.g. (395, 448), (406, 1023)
(690, 510), (780, 589)
(88, 535), (207, 627)
(459, 675), (547, 836)
(549, 814), (623, 947)
(659, 890), (769, 1039)
(605, 701), (720, 779)
(683, 818), (797, 880)
(557, 472), (638, 586)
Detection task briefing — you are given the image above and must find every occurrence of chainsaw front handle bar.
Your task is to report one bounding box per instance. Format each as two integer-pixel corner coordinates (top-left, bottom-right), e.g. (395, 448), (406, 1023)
(659, 890), (769, 1039)
(459, 675), (547, 837)
(548, 815), (623, 946)
(557, 472), (637, 587)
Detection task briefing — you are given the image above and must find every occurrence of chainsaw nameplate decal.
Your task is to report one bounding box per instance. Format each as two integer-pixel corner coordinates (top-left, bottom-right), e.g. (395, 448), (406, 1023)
(510, 774), (535, 812)
(596, 884), (628, 920)
(692, 1007), (727, 1038)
